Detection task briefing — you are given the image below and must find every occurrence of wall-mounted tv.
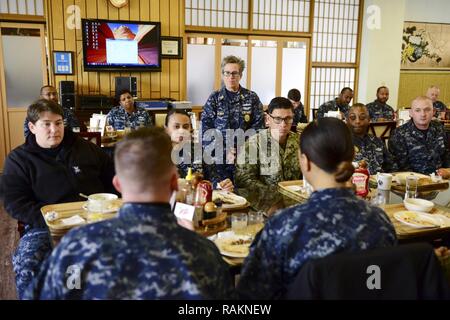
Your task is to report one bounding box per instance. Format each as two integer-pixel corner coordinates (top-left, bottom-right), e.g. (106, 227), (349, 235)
(82, 19), (161, 72)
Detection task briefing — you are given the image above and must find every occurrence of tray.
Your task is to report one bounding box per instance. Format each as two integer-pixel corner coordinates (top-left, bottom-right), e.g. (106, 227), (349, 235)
(370, 172), (449, 193)
(382, 203), (450, 239)
(278, 180), (309, 202)
(41, 199), (122, 238)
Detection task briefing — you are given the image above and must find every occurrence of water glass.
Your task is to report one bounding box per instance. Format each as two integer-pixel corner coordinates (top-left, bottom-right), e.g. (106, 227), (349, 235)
(405, 176), (418, 199)
(248, 211), (264, 225)
(231, 213), (248, 232)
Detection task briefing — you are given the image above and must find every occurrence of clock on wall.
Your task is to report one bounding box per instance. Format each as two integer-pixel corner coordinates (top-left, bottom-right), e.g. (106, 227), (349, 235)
(109, 0), (129, 8)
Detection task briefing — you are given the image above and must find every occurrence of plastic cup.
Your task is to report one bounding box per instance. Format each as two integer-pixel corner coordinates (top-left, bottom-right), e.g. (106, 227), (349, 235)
(231, 213), (248, 232)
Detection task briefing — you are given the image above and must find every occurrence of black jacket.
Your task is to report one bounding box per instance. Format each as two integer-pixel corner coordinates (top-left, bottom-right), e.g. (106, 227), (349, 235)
(286, 243), (450, 300)
(2, 129), (116, 228)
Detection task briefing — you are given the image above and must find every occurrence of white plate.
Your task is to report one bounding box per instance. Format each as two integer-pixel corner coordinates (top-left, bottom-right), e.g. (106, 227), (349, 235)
(394, 211), (441, 229)
(285, 185), (302, 192)
(393, 172), (429, 185)
(212, 190), (247, 209)
(214, 232), (252, 258)
(82, 203), (120, 213)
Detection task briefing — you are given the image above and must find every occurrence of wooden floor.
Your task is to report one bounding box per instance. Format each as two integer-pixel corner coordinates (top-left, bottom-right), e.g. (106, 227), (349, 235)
(0, 200), (19, 299)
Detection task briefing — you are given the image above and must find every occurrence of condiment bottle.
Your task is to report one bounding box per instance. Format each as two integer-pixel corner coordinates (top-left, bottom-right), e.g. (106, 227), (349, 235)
(203, 202), (217, 220)
(351, 160), (370, 198)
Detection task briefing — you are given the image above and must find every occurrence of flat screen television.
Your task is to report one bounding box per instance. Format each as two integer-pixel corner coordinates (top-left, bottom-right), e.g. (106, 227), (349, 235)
(82, 19), (161, 72)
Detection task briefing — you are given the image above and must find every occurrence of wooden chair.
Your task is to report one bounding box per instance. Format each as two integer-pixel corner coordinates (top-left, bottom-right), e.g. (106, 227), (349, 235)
(368, 121), (397, 146)
(78, 131), (101, 147)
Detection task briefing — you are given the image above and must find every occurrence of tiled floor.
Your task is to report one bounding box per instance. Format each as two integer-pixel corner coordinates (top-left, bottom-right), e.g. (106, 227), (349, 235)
(0, 201), (19, 299)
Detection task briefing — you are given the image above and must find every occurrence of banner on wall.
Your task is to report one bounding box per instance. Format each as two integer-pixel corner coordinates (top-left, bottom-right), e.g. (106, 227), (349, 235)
(401, 21), (450, 70)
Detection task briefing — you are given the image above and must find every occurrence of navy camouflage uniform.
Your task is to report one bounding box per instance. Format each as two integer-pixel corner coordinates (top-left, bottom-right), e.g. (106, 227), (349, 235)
(237, 188), (397, 300)
(353, 133), (397, 174)
(316, 98), (350, 119)
(106, 106), (152, 130)
(433, 101), (448, 118)
(201, 86), (264, 185)
(388, 120), (450, 174)
(23, 106), (80, 137)
(366, 100), (396, 121)
(173, 141), (203, 179)
(293, 102), (308, 125)
(25, 203), (235, 300)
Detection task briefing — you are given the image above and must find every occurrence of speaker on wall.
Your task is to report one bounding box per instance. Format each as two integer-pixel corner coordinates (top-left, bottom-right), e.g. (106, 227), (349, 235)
(115, 77), (137, 99)
(59, 80), (76, 110)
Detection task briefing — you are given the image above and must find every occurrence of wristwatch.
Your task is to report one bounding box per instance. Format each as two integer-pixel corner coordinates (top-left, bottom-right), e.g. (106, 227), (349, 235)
(109, 0), (128, 8)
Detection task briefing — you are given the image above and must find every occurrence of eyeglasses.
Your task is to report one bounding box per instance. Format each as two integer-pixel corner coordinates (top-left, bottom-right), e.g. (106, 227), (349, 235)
(268, 114), (293, 124)
(222, 71), (241, 77)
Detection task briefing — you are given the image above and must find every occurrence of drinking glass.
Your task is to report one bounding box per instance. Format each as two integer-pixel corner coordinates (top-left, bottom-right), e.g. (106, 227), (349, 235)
(231, 213), (248, 233)
(405, 176), (418, 199)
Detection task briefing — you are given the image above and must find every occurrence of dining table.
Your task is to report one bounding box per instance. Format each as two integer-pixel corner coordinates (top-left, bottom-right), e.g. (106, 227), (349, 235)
(40, 178), (450, 274)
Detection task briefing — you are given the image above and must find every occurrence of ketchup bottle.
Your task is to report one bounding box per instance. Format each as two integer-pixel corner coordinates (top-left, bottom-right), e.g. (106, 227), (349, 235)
(351, 160), (370, 198)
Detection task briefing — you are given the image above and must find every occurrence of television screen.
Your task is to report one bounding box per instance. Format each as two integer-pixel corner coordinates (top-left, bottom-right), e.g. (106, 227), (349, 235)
(82, 19), (161, 71)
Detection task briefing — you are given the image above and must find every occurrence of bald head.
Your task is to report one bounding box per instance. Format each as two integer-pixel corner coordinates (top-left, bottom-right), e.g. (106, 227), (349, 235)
(426, 86), (440, 103)
(409, 96), (433, 130)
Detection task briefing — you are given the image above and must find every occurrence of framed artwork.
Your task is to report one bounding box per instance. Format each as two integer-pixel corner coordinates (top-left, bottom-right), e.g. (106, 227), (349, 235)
(401, 22), (450, 70)
(53, 51), (74, 75)
(161, 36), (183, 59)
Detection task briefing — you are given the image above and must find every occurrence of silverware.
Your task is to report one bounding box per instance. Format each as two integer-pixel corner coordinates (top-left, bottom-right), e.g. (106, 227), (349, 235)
(79, 193), (89, 199)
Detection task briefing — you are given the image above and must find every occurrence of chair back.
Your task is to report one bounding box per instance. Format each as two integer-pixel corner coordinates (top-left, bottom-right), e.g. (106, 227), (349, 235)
(368, 121), (397, 146)
(78, 131), (101, 147)
(286, 243), (450, 300)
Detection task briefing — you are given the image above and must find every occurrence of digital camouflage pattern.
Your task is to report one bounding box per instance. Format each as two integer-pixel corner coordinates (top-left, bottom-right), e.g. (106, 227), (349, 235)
(366, 100), (395, 121)
(201, 86), (264, 183)
(173, 141), (203, 179)
(316, 98), (350, 119)
(237, 188), (397, 299)
(353, 133), (397, 174)
(433, 101), (448, 117)
(13, 227), (51, 299)
(25, 203), (235, 300)
(235, 129), (302, 189)
(106, 106), (152, 130)
(293, 102), (308, 125)
(388, 120), (450, 174)
(24, 106), (80, 137)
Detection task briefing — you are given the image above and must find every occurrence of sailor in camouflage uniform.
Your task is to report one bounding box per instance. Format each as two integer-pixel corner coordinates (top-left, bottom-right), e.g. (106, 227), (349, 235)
(236, 97), (302, 189)
(388, 96), (450, 174)
(347, 104), (397, 174)
(237, 118), (396, 299)
(426, 86), (449, 118)
(287, 88), (308, 125)
(2, 100), (115, 299)
(316, 87), (353, 119)
(366, 86), (396, 121)
(24, 85), (79, 137)
(106, 89), (152, 130)
(25, 127), (235, 300)
(165, 109), (233, 190)
(201, 56), (264, 185)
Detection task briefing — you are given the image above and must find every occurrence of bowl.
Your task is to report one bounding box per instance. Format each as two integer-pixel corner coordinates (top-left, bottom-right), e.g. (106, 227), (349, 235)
(87, 193), (118, 212)
(403, 198), (434, 212)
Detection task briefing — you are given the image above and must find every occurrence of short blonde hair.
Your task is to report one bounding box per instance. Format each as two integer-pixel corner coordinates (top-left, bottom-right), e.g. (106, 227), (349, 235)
(221, 55), (245, 74)
(411, 96), (433, 108)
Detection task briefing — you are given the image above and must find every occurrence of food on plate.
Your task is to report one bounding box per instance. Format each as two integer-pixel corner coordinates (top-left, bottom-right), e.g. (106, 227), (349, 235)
(215, 237), (251, 255)
(396, 211), (438, 228)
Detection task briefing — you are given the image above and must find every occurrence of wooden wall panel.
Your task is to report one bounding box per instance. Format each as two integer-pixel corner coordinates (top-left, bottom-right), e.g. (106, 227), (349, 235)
(46, 0), (184, 101)
(398, 72), (450, 108)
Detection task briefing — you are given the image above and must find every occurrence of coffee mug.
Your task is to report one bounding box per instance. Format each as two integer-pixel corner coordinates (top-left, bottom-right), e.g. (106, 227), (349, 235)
(377, 173), (393, 191)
